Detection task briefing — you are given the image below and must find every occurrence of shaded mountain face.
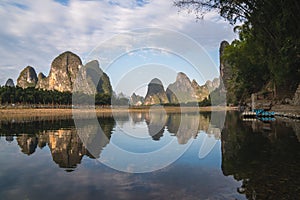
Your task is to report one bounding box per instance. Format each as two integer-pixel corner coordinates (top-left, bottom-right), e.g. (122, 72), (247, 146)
(17, 66), (38, 88)
(73, 60), (112, 95)
(37, 72), (46, 80)
(5, 78), (15, 87)
(144, 78), (169, 105)
(36, 51), (82, 92)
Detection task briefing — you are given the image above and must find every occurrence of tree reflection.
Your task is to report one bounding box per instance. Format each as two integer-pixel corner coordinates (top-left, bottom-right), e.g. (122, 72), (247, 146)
(221, 111), (300, 199)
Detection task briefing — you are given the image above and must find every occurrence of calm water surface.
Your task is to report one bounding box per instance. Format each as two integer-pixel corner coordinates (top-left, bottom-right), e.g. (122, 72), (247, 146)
(0, 111), (299, 200)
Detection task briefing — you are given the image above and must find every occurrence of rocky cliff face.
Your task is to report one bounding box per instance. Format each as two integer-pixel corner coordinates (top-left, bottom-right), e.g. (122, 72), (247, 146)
(17, 66), (38, 88)
(37, 72), (46, 80)
(144, 78), (169, 105)
(166, 72), (210, 104)
(5, 78), (15, 87)
(218, 41), (234, 104)
(205, 78), (220, 91)
(73, 60), (112, 95)
(34, 51), (112, 95)
(130, 93), (144, 106)
(36, 51), (82, 92)
(191, 79), (209, 102)
(219, 41), (231, 91)
(141, 72), (216, 105)
(166, 72), (196, 103)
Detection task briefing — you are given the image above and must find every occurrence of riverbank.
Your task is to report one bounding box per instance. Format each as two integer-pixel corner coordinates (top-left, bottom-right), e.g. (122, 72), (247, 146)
(0, 106), (236, 121)
(271, 105), (300, 120)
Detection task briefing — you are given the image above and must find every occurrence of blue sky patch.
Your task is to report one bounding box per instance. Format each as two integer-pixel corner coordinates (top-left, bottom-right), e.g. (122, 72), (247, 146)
(136, 0), (149, 7)
(10, 2), (28, 10)
(54, 0), (69, 6)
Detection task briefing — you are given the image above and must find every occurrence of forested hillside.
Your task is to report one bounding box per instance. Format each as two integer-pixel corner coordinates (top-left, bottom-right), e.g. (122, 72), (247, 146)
(175, 0), (300, 104)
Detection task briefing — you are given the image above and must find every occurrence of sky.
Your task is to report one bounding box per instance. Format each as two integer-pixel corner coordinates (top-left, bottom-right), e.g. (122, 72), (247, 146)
(0, 0), (237, 96)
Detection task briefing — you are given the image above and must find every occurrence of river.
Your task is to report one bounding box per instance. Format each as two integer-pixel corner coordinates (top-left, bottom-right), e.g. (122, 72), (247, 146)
(0, 111), (299, 199)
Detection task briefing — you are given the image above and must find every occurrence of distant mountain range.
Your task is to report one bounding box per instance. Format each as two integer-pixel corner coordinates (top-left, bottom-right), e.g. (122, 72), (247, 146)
(130, 72), (219, 106)
(4, 51), (220, 106)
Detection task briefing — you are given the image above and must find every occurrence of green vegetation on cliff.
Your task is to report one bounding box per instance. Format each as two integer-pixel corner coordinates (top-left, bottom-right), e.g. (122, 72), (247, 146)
(175, 0), (300, 104)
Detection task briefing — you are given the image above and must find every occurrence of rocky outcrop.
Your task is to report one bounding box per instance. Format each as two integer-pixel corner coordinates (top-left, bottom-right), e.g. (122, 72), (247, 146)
(218, 41), (234, 104)
(166, 72), (208, 104)
(17, 66), (38, 88)
(205, 78), (220, 91)
(191, 79), (209, 102)
(219, 41), (230, 90)
(166, 72), (195, 104)
(37, 72), (46, 80)
(130, 93), (144, 106)
(34, 52), (112, 95)
(5, 78), (15, 87)
(73, 60), (112, 95)
(37, 72), (46, 89)
(144, 78), (169, 105)
(36, 51), (82, 92)
(142, 72), (216, 105)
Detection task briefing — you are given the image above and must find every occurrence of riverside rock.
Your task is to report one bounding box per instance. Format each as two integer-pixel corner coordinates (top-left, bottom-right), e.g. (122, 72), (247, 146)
(17, 66), (38, 88)
(144, 78), (169, 105)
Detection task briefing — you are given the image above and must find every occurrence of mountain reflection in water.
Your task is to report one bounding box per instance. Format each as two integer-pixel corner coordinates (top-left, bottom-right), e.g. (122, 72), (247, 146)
(0, 112), (220, 170)
(0, 111), (299, 199)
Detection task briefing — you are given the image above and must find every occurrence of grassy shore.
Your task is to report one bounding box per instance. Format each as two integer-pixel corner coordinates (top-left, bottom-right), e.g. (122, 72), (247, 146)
(0, 106), (237, 121)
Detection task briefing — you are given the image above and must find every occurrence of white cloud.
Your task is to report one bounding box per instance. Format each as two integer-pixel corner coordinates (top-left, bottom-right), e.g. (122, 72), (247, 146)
(0, 0), (237, 85)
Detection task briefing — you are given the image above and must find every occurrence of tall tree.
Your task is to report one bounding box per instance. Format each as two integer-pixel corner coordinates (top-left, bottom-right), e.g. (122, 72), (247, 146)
(175, 0), (300, 98)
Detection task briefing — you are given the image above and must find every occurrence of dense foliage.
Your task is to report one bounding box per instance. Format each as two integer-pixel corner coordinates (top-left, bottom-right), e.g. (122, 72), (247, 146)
(0, 86), (72, 105)
(0, 86), (112, 106)
(175, 0), (300, 102)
